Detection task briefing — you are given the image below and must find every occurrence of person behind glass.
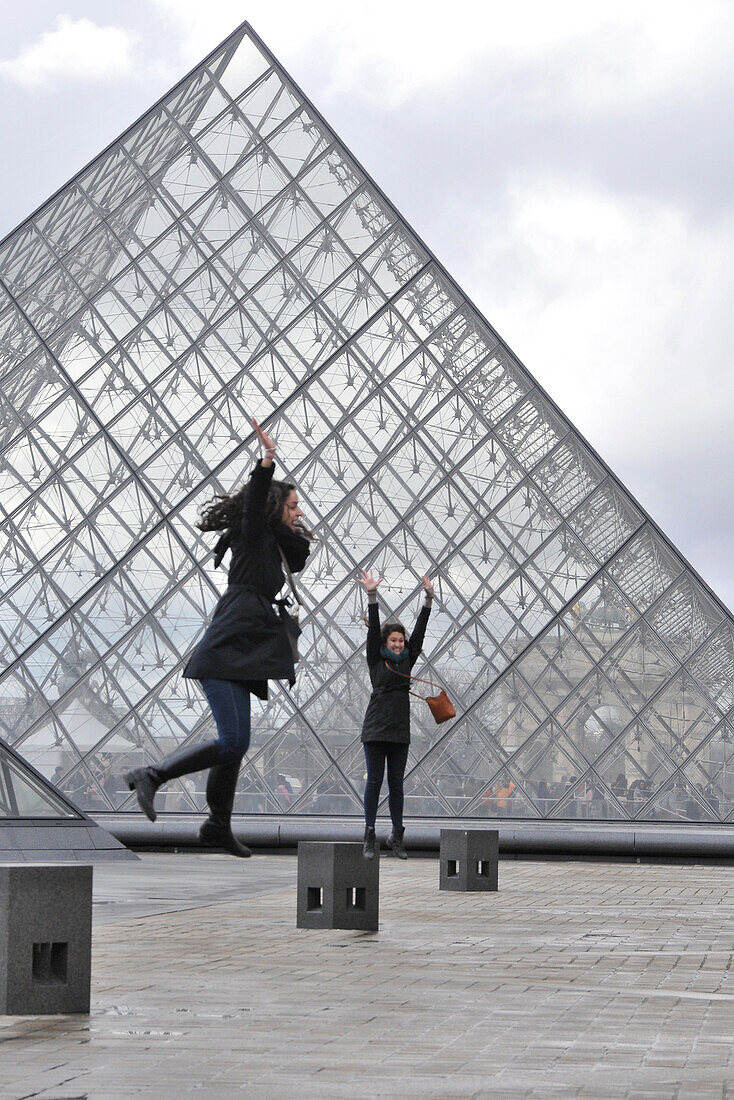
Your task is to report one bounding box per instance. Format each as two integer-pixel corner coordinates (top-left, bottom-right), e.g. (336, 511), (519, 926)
(124, 418), (311, 857)
(358, 569), (434, 860)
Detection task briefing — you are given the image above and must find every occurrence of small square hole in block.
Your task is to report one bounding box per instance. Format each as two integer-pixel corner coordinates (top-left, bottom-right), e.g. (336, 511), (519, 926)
(32, 942), (68, 984)
(346, 886), (366, 911)
(306, 886), (323, 912)
(476, 860), (489, 877)
(447, 859), (459, 877)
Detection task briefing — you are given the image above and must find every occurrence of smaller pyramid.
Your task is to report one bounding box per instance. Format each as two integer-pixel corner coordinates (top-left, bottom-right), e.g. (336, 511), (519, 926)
(0, 738), (134, 861)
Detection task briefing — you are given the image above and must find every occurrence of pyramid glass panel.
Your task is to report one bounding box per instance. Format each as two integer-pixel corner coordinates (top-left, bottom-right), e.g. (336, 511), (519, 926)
(1, 22), (733, 824)
(0, 741), (80, 819)
(681, 721), (734, 820)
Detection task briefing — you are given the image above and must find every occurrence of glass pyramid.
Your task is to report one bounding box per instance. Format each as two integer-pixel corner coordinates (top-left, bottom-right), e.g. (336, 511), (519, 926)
(0, 740), (79, 819)
(2, 22), (733, 826)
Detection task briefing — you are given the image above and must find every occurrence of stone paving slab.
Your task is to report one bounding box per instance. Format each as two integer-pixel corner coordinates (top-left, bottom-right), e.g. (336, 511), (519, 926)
(3, 854), (734, 1098)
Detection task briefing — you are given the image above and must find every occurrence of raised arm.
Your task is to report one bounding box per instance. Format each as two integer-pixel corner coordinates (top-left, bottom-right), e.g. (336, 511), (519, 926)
(241, 417), (276, 545)
(409, 575), (434, 661)
(359, 570), (383, 666)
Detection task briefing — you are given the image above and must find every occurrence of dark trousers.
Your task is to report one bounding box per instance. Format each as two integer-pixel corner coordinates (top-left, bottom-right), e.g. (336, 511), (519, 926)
(363, 742), (410, 829)
(200, 679), (251, 764)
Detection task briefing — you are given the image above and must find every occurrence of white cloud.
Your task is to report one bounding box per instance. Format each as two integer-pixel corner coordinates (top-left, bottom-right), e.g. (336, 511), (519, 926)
(315, 0), (731, 114)
(0, 15), (142, 88)
(151, 0), (733, 114)
(462, 173), (733, 463)
(151, 0), (326, 53)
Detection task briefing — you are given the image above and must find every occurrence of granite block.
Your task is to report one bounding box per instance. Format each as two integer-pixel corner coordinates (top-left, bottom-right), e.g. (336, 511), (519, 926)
(439, 829), (499, 892)
(296, 842), (379, 931)
(0, 863), (92, 1014)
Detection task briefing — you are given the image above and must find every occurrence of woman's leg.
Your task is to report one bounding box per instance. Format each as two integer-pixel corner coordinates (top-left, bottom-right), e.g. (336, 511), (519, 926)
(385, 743), (410, 859)
(363, 743), (387, 829)
(385, 743), (410, 829)
(199, 680), (252, 857)
(200, 679), (251, 763)
(124, 678), (250, 824)
(124, 743), (221, 823)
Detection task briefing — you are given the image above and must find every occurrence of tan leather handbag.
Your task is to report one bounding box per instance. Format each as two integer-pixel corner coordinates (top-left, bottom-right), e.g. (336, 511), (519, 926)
(384, 662), (456, 724)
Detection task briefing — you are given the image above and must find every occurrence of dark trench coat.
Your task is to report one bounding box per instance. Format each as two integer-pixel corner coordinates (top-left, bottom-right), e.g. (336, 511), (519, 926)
(360, 598), (431, 745)
(183, 461), (302, 700)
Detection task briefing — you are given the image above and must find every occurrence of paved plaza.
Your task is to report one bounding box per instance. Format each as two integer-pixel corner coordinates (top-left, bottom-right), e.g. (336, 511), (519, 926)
(3, 850), (734, 1098)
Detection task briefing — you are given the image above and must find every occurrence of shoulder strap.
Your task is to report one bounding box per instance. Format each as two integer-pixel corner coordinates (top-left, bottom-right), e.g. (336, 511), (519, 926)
(278, 546), (303, 607)
(383, 660), (443, 691)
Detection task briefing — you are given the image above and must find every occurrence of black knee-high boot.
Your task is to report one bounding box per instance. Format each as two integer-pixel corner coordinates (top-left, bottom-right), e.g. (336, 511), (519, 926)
(363, 826), (376, 860)
(199, 760), (251, 858)
(387, 826), (407, 859)
(124, 743), (222, 822)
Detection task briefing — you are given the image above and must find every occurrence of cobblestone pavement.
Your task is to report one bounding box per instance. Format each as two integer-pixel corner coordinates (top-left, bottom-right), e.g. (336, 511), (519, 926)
(3, 852), (734, 1099)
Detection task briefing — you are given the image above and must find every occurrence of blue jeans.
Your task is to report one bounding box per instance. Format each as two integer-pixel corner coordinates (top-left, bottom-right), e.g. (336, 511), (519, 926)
(363, 742), (410, 829)
(200, 679), (251, 765)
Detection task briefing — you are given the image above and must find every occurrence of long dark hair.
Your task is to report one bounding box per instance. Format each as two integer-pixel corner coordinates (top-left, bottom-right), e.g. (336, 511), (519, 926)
(198, 478), (296, 534)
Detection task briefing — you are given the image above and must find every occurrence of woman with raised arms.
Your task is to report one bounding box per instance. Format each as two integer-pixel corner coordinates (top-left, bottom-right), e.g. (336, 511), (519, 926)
(358, 570), (434, 860)
(125, 418), (312, 856)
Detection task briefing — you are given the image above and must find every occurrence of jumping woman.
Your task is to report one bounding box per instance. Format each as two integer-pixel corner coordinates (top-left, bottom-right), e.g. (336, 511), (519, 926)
(358, 570), (434, 860)
(125, 418), (311, 856)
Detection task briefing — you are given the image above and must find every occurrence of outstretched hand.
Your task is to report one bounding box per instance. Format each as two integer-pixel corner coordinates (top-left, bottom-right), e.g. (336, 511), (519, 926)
(422, 574), (435, 598)
(252, 416), (276, 463)
(359, 570), (382, 593)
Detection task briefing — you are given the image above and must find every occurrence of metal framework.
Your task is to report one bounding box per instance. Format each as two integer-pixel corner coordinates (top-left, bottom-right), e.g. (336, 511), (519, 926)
(0, 739), (80, 819)
(1, 23), (733, 824)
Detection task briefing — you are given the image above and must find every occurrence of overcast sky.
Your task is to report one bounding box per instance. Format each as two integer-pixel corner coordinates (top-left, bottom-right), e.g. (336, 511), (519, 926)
(1, 1), (733, 607)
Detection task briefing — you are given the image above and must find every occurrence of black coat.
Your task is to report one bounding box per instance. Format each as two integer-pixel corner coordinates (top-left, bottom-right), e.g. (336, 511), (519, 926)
(183, 461), (306, 700)
(360, 599), (431, 744)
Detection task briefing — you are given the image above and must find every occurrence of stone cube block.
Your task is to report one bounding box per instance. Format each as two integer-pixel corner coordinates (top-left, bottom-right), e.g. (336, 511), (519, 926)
(0, 864), (92, 1014)
(297, 842), (378, 930)
(439, 829), (498, 892)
